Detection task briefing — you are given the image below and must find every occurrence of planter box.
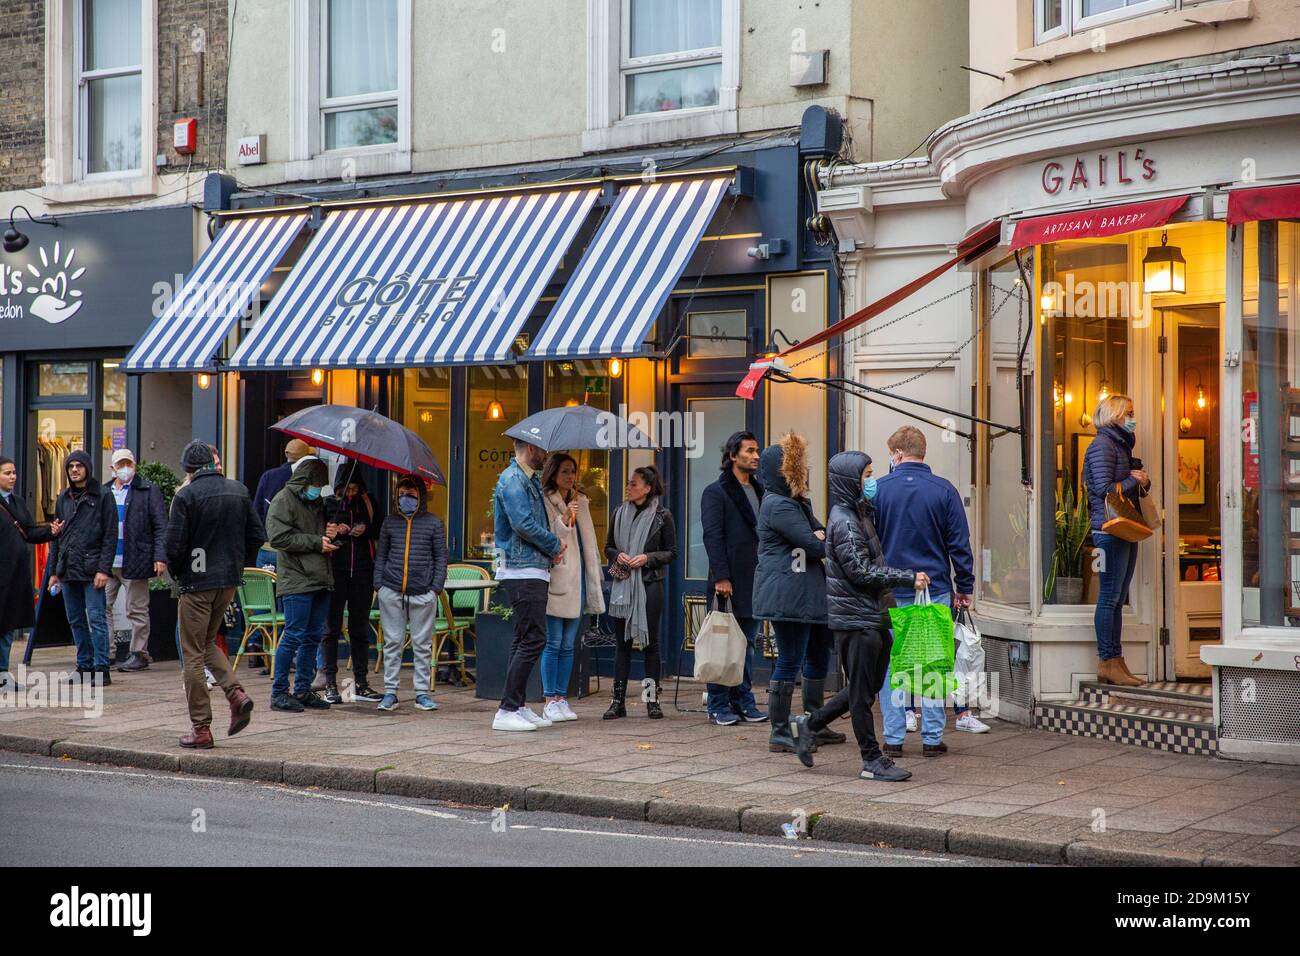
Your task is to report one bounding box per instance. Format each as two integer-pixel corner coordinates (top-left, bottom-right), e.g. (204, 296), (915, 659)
(472, 612), (588, 703)
(147, 589), (180, 662)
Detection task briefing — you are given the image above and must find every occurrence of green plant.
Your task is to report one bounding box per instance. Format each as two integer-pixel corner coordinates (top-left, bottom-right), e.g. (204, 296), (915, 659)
(1046, 473), (1090, 601)
(485, 602), (513, 621)
(138, 460), (181, 509)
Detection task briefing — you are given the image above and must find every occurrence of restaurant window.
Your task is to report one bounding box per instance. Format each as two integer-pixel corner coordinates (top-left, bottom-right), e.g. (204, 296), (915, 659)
(1039, 239), (1131, 605)
(78, 0), (143, 175)
(545, 362), (612, 538)
(980, 257), (1033, 608)
(686, 309), (747, 359)
(465, 366), (528, 560)
(1239, 220), (1297, 629)
(401, 367), (451, 525)
(623, 0), (722, 116)
(38, 362), (91, 397)
(322, 0), (400, 149)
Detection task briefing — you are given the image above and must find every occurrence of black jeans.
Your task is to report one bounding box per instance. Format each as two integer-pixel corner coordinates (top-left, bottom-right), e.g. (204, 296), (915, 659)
(613, 580), (664, 687)
(321, 572), (375, 684)
(501, 578), (550, 711)
(808, 627), (891, 762)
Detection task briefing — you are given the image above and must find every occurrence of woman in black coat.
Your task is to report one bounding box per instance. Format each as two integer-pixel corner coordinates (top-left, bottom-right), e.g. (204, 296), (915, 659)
(319, 472), (383, 703)
(0, 456), (59, 682)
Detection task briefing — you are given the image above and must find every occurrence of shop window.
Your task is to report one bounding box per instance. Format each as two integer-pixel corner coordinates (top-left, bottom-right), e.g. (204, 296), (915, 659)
(1239, 221), (1297, 629)
(323, 0), (399, 149)
(684, 395), (746, 580)
(78, 0), (143, 175)
(465, 366), (528, 560)
(38, 362), (91, 397)
(545, 363), (612, 538)
(980, 258), (1033, 609)
(401, 367), (451, 526)
(686, 309), (747, 359)
(101, 358), (126, 477)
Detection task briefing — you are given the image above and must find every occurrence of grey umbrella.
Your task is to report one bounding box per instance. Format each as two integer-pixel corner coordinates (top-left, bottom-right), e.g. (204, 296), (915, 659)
(503, 404), (655, 452)
(272, 404), (446, 485)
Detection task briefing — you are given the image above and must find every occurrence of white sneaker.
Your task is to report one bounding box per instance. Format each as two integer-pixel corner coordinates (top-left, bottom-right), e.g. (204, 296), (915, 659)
(955, 713), (990, 733)
(492, 709), (536, 732)
(543, 700), (570, 723)
(559, 699), (579, 721)
(904, 710), (918, 733)
(204, 667), (216, 689)
(516, 706), (552, 728)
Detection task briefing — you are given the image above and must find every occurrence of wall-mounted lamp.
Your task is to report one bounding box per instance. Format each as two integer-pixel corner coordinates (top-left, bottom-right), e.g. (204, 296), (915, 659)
(1142, 230), (1187, 294)
(607, 357), (623, 379)
(311, 368), (325, 387)
(197, 373), (212, 391)
(2, 205), (59, 254)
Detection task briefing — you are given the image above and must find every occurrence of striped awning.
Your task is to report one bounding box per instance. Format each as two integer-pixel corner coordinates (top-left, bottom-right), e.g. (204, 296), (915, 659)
(227, 186), (600, 370)
(123, 212), (307, 372)
(526, 175), (732, 360)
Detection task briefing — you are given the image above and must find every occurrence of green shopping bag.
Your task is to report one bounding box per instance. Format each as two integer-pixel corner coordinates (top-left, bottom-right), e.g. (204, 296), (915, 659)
(888, 589), (958, 699)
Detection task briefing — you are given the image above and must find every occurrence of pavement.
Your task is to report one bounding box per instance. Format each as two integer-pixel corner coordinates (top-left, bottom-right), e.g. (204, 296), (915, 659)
(3, 640), (1299, 867)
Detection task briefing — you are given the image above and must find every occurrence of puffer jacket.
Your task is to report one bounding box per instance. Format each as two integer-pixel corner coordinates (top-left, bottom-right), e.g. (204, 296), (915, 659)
(825, 452), (915, 632)
(47, 451), (118, 583)
(265, 458), (334, 596)
(1083, 424), (1143, 532)
(374, 475), (448, 596)
(752, 434), (827, 623)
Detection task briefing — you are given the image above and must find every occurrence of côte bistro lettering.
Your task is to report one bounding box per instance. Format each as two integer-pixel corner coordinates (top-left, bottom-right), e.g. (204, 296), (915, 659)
(320, 272), (480, 327)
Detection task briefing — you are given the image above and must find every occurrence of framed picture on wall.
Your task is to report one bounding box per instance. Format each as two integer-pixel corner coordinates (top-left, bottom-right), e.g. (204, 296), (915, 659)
(1178, 438), (1206, 505)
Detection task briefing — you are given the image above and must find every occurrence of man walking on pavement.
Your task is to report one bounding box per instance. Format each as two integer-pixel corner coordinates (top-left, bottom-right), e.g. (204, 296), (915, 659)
(491, 439), (565, 732)
(873, 426), (989, 758)
(104, 448), (168, 673)
(701, 431), (767, 725)
(165, 441), (264, 748)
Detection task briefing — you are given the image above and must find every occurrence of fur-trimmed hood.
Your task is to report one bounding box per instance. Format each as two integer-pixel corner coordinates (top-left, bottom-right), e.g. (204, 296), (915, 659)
(758, 432), (809, 500)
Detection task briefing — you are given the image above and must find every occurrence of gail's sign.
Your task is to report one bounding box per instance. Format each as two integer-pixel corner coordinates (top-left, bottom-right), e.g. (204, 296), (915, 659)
(1041, 148), (1156, 195)
(0, 241), (86, 324)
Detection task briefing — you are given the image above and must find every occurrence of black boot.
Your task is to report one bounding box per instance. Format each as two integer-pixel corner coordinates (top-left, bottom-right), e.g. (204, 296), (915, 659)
(645, 679), (663, 719)
(802, 678), (845, 744)
(767, 680), (797, 753)
(603, 680), (627, 720)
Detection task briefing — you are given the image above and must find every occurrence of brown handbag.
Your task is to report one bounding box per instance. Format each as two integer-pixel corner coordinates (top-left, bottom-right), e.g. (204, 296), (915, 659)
(1102, 483), (1152, 542)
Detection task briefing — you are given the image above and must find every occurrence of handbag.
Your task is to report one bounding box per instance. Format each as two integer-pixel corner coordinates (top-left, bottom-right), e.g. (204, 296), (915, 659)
(888, 587), (958, 699)
(1138, 489), (1160, 530)
(1102, 483), (1152, 542)
(692, 594), (747, 686)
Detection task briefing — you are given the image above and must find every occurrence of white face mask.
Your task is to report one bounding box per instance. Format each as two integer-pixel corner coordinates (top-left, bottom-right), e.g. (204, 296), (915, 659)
(115, 466), (135, 483)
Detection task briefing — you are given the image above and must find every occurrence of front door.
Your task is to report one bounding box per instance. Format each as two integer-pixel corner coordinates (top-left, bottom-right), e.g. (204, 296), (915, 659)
(1159, 304), (1224, 679)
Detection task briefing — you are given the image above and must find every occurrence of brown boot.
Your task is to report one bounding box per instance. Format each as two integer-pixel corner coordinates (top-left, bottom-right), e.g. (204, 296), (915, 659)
(227, 687), (254, 736)
(1116, 657), (1145, 685)
(1097, 657), (1141, 687)
(180, 726), (214, 749)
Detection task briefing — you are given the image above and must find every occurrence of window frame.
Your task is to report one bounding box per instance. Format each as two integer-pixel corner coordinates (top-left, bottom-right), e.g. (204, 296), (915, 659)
(318, 0), (401, 153)
(620, 0), (724, 120)
(70, 0), (151, 184)
(1035, 0), (1222, 43)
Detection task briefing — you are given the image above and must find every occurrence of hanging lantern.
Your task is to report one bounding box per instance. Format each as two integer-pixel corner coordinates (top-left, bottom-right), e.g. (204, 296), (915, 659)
(485, 399), (505, 422)
(1196, 384), (1207, 410)
(1142, 231), (1187, 294)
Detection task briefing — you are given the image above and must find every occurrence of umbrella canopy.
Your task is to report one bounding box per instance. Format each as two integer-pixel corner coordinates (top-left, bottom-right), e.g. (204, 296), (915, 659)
(503, 404), (655, 452)
(272, 404), (446, 485)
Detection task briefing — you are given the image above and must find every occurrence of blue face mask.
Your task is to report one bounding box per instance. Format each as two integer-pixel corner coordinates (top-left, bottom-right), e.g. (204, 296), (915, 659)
(862, 476), (878, 501)
(1122, 417), (1138, 434)
(304, 486), (323, 501)
(397, 495), (419, 516)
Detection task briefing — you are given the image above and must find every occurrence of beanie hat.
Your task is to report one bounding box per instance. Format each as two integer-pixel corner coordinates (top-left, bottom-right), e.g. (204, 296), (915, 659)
(180, 440), (215, 473)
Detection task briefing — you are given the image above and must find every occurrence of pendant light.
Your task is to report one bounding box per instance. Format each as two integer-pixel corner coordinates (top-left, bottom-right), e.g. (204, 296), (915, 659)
(484, 371), (504, 422)
(1142, 230), (1187, 294)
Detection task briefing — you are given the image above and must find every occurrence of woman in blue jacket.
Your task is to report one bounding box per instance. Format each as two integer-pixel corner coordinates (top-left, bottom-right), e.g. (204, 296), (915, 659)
(1082, 394), (1149, 688)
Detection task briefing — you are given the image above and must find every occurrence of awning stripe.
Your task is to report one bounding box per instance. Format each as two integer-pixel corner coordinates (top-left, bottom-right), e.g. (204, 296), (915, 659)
(228, 187), (600, 370)
(527, 176), (731, 360)
(123, 213), (306, 371)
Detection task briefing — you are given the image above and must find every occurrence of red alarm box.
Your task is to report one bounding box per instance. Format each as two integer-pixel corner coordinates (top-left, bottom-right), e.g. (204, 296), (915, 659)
(173, 118), (197, 155)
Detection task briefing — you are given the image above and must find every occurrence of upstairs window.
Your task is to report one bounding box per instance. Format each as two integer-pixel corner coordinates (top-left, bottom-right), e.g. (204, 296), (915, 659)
(1035, 0), (1221, 43)
(322, 0), (399, 150)
(78, 0), (143, 175)
(623, 0), (722, 117)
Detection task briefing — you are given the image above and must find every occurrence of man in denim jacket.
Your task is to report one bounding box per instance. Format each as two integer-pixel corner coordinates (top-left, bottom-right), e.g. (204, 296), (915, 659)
(491, 439), (565, 732)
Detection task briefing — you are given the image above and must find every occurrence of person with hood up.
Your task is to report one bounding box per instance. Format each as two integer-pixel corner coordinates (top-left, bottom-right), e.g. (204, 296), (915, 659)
(752, 433), (841, 754)
(790, 452), (926, 781)
(47, 449), (118, 685)
(252, 438), (315, 567)
(265, 455), (339, 713)
(373, 474), (448, 712)
(317, 471), (383, 704)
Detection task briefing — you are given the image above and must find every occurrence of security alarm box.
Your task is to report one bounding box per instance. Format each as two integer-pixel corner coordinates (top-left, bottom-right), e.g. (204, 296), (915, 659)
(173, 118), (197, 155)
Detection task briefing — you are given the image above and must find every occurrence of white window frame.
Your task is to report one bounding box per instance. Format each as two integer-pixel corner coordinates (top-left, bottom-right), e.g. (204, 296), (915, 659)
(1034, 0), (1225, 43)
(75, 0), (146, 180)
(288, 0), (411, 182)
(584, 0), (739, 154)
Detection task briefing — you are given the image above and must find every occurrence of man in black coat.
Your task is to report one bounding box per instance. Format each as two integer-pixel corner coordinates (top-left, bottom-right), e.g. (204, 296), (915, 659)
(0, 456), (60, 687)
(700, 431), (768, 725)
(103, 448), (169, 673)
(47, 450), (118, 683)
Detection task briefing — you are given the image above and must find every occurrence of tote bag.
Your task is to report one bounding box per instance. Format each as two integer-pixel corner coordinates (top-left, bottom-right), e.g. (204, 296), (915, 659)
(888, 588), (957, 699)
(1102, 483), (1153, 542)
(693, 594), (747, 686)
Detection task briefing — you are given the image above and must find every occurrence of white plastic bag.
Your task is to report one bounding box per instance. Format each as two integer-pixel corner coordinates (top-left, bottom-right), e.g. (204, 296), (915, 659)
(953, 608), (985, 711)
(693, 594), (747, 686)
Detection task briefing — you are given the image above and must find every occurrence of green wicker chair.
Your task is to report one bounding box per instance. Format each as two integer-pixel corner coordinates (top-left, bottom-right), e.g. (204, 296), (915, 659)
(233, 567), (282, 676)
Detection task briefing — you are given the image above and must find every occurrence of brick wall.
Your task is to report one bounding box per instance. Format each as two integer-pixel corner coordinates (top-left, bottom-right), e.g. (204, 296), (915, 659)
(0, 1), (46, 191)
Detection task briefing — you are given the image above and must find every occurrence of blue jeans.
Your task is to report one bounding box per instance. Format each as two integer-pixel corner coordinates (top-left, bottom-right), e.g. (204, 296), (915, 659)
(256, 548), (278, 569)
(882, 590), (952, 742)
(273, 590), (330, 697)
(896, 590), (967, 717)
(542, 614), (581, 698)
(769, 620), (832, 682)
(62, 581), (110, 671)
(706, 615), (760, 716)
(1092, 532), (1138, 660)
(0, 629), (13, 674)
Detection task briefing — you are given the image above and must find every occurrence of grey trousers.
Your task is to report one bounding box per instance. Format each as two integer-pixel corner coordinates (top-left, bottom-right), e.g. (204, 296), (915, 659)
(377, 587), (437, 695)
(106, 571), (151, 655)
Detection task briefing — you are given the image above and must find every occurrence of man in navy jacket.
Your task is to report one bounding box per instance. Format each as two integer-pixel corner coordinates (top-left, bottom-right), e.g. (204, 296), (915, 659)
(873, 426), (988, 753)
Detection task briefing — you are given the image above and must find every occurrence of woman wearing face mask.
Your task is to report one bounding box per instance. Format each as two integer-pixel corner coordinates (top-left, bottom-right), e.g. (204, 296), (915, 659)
(1083, 395), (1149, 687)
(317, 474), (383, 704)
(540, 453), (605, 723)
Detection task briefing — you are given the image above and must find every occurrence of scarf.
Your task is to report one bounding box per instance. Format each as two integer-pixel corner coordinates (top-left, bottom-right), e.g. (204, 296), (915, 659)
(608, 496), (659, 649)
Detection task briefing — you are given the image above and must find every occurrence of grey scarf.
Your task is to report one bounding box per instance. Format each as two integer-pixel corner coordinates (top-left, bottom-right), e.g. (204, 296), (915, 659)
(608, 496), (659, 649)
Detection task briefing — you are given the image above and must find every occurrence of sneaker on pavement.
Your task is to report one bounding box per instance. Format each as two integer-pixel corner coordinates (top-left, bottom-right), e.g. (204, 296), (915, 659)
(709, 711), (740, 726)
(955, 713), (990, 733)
(735, 705), (769, 723)
(558, 699), (579, 721)
(923, 741), (948, 756)
(492, 708), (536, 732)
(904, 710), (918, 733)
(295, 691), (331, 710)
(322, 683), (343, 705)
(860, 755), (913, 782)
(117, 652), (150, 672)
(542, 700), (569, 723)
(414, 693), (438, 711)
(883, 742), (904, 757)
(516, 706), (552, 728)
(377, 694), (399, 711)
(352, 684), (384, 703)
(271, 693), (305, 713)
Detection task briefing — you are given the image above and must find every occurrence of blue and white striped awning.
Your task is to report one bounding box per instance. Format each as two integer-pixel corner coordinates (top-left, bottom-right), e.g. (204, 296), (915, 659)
(526, 175), (731, 360)
(228, 186), (600, 370)
(123, 212), (307, 372)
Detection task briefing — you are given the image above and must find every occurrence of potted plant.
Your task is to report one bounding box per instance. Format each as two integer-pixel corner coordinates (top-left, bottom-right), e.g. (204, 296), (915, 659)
(138, 460), (182, 661)
(1046, 475), (1089, 604)
(472, 601), (545, 702)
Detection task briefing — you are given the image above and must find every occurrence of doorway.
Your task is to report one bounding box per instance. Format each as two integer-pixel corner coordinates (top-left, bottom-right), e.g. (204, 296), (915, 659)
(1159, 304), (1223, 680)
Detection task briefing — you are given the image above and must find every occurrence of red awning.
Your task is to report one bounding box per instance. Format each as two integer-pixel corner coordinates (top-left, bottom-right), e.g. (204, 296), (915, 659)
(1009, 195), (1190, 250)
(1227, 183), (1300, 226)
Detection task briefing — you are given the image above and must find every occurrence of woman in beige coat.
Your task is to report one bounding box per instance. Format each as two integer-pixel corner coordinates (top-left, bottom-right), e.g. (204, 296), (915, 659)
(539, 453), (606, 722)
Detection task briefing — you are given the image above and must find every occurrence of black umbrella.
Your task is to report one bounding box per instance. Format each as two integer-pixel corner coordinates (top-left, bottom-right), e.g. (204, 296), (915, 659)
(503, 404), (655, 452)
(272, 404), (446, 485)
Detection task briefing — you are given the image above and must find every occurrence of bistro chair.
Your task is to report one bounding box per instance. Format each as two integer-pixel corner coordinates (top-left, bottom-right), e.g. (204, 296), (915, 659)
(370, 590), (386, 674)
(446, 562), (493, 625)
(233, 567), (282, 676)
(434, 590), (472, 687)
